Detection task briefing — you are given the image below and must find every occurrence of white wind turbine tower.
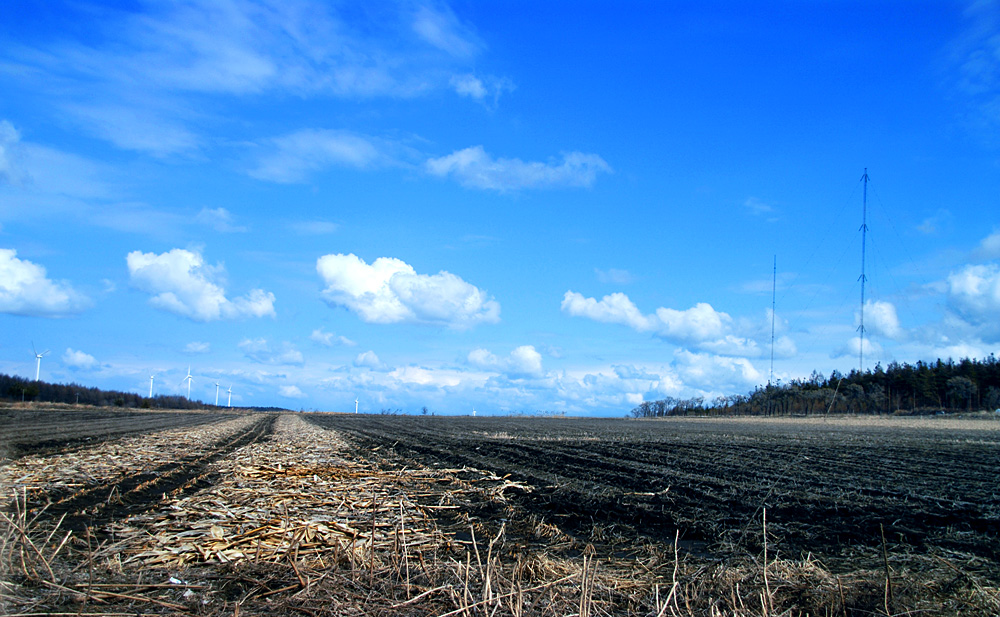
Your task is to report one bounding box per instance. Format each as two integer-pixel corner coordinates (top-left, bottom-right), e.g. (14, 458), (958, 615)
(227, 385), (232, 408)
(214, 382), (221, 406)
(181, 367), (193, 400)
(355, 397), (359, 414)
(32, 343), (50, 382)
(149, 374), (155, 398)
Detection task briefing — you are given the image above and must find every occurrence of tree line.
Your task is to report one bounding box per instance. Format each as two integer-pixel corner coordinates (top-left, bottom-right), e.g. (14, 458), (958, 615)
(631, 355), (1000, 417)
(0, 372), (207, 409)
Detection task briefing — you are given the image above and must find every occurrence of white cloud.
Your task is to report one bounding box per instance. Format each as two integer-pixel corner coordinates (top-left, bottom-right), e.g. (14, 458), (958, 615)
(239, 338), (304, 365)
(468, 345), (544, 378)
(63, 348), (98, 370)
(65, 103), (201, 157)
(250, 129), (388, 183)
(354, 350), (386, 370)
(562, 290), (770, 356)
(672, 350), (763, 393)
(412, 5), (481, 57)
(561, 291), (653, 331)
(945, 263), (1000, 338)
(127, 248), (276, 321)
(451, 74), (486, 99)
(834, 336), (884, 361)
(279, 385), (307, 399)
(449, 73), (515, 107)
(310, 328), (355, 347)
(425, 146), (612, 191)
(974, 230), (1000, 260)
(317, 253), (499, 328)
(184, 341), (211, 354)
(196, 207), (247, 233)
(8, 3), (502, 157)
(0, 249), (89, 317)
(0, 120), (25, 184)
(858, 300), (903, 339)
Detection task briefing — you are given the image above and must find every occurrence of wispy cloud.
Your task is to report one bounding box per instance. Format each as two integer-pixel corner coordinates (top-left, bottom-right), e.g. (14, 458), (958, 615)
(196, 208), (248, 233)
(412, 4), (482, 57)
(310, 328), (355, 347)
(3, 1), (507, 157)
(595, 268), (635, 285)
(239, 338), (304, 365)
(289, 220), (339, 235)
(426, 146), (611, 191)
(250, 129), (394, 183)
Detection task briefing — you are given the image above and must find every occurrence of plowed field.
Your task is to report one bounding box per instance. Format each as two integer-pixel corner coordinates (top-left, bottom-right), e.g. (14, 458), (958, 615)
(2, 408), (999, 616)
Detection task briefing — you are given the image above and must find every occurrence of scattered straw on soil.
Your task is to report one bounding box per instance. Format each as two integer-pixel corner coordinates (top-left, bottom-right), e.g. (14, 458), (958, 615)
(2, 412), (999, 616)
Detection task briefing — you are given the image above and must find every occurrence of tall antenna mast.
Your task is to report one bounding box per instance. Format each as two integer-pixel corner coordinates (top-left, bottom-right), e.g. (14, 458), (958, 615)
(769, 255), (776, 386)
(858, 168), (869, 374)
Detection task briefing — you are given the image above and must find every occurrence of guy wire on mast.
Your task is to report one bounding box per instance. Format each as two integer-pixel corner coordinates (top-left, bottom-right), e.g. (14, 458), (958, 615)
(769, 255), (776, 386)
(858, 168), (869, 375)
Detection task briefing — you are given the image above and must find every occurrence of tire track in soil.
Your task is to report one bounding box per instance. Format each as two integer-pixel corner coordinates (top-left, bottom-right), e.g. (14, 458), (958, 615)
(35, 415), (275, 535)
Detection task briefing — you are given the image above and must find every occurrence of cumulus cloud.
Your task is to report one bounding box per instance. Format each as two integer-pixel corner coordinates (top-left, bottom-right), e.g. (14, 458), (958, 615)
(858, 300), (903, 339)
(250, 129), (388, 183)
(279, 385), (306, 399)
(945, 263), (1000, 339)
(317, 253), (499, 328)
(196, 207), (247, 232)
(239, 338), (304, 365)
(561, 291), (653, 331)
(561, 290), (772, 357)
(127, 248), (275, 321)
(672, 350), (763, 392)
(425, 146), (611, 191)
(354, 350), (387, 370)
(0, 249), (89, 317)
(63, 348), (98, 370)
(310, 328), (355, 347)
(468, 345), (544, 378)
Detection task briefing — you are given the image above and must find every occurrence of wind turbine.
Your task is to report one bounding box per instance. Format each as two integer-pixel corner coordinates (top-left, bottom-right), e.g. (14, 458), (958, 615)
(180, 367), (193, 399)
(214, 382), (220, 406)
(227, 385), (232, 407)
(472, 406), (477, 417)
(149, 374), (155, 398)
(31, 343), (50, 382)
(355, 397), (359, 414)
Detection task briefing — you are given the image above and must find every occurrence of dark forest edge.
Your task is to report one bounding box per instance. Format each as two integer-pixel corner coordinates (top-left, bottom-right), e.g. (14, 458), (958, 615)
(632, 355), (1000, 417)
(0, 373), (288, 412)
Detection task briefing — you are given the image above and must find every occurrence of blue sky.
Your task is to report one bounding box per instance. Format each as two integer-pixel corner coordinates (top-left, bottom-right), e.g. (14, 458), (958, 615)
(2, 1), (999, 414)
